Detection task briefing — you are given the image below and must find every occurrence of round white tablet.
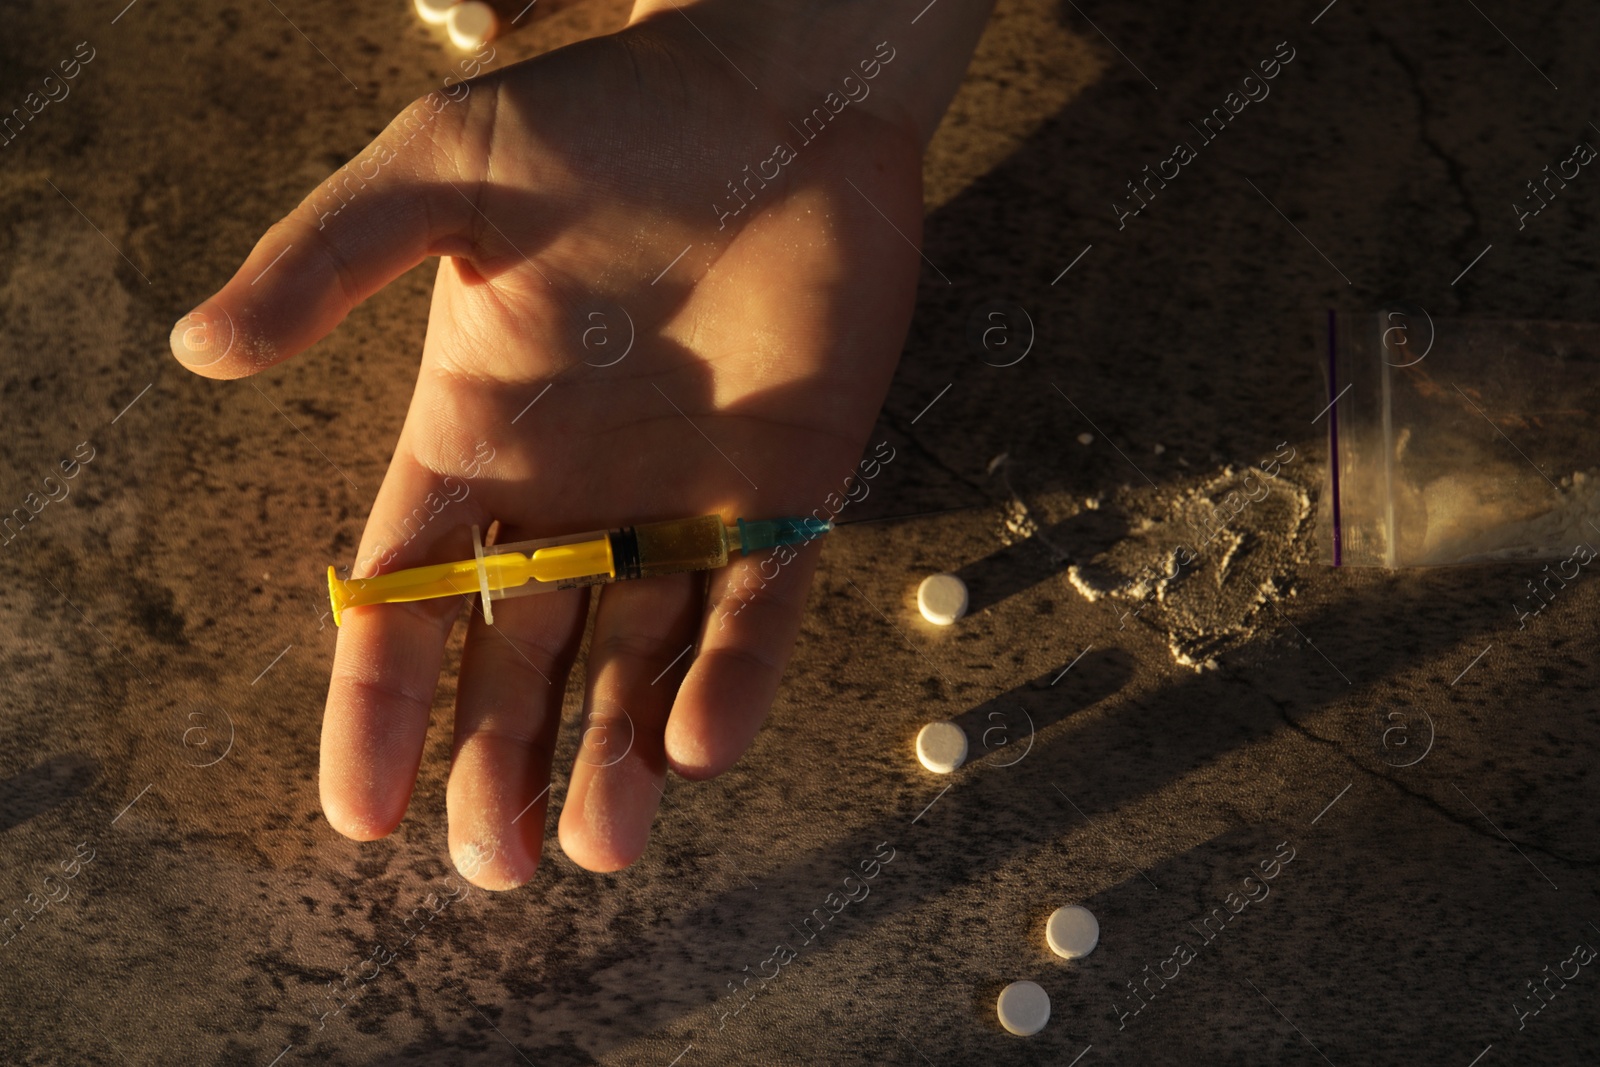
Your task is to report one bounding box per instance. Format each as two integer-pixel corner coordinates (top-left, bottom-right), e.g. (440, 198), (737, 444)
(915, 721), (967, 774)
(1046, 904), (1099, 959)
(447, 1), (498, 49)
(414, 0), (456, 25)
(997, 980), (1050, 1036)
(917, 573), (968, 625)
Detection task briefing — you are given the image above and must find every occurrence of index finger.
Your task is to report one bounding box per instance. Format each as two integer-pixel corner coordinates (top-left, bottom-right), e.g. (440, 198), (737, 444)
(319, 454), (481, 839)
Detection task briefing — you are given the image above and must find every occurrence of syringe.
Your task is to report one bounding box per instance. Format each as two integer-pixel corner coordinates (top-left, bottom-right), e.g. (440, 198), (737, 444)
(326, 514), (832, 627)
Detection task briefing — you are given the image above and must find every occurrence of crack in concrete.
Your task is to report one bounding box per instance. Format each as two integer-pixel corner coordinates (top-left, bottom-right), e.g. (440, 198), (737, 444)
(1260, 692), (1592, 870)
(1369, 27), (1486, 268)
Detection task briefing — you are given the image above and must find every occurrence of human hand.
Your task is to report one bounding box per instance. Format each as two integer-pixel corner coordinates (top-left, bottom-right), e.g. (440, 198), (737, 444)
(170, 0), (989, 889)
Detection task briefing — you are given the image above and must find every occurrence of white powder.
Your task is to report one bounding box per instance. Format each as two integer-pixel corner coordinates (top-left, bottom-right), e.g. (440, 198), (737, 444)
(1415, 469), (1600, 563)
(1067, 564), (1115, 602)
(999, 495), (1038, 545)
(1049, 465), (1314, 671)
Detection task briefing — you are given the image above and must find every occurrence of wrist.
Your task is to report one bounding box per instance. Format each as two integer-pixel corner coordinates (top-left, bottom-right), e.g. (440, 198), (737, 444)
(624, 0), (995, 149)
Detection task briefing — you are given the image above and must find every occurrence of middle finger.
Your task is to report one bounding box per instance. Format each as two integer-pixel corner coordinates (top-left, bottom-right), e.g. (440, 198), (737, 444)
(447, 571), (589, 890)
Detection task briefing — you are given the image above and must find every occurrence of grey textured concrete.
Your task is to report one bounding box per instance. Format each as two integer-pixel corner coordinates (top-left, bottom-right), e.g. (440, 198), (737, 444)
(1, 0), (1598, 1064)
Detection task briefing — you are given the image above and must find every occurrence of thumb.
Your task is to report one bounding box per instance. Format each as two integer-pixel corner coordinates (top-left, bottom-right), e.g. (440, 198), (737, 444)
(169, 85), (488, 379)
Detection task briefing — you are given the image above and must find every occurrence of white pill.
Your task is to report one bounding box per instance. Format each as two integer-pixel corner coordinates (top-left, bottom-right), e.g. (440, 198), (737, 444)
(1046, 904), (1099, 959)
(997, 980), (1050, 1036)
(915, 721), (967, 774)
(447, 1), (498, 49)
(917, 573), (968, 625)
(414, 0), (457, 25)
(1077, 432), (1094, 445)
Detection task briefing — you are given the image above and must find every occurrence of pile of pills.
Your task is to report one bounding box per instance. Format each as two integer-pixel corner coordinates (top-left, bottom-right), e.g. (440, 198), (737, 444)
(989, 907), (1099, 1037)
(912, 573), (971, 777)
(413, 0), (499, 50)
(907, 572), (1098, 1037)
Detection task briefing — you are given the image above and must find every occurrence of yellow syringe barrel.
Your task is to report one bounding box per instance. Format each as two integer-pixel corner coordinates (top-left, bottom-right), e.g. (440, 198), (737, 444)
(328, 533), (615, 626)
(326, 513), (831, 626)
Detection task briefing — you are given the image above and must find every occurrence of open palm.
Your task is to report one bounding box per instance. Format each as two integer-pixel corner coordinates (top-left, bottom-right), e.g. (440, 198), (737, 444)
(171, 16), (925, 888)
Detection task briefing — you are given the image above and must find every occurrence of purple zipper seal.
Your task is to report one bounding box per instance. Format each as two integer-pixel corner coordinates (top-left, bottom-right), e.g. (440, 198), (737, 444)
(1326, 308), (1343, 566)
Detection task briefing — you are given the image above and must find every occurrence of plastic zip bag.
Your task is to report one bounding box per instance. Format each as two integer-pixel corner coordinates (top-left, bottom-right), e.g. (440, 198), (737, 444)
(1320, 310), (1600, 566)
